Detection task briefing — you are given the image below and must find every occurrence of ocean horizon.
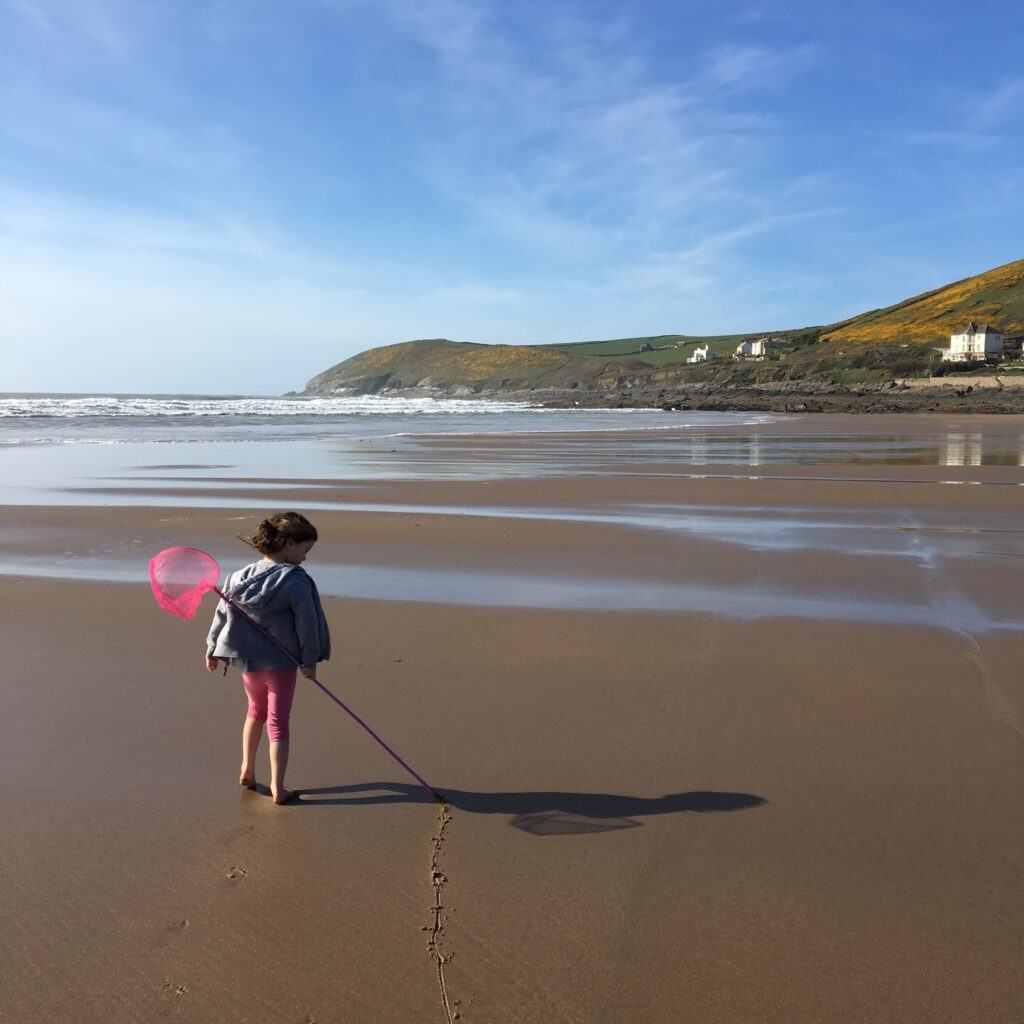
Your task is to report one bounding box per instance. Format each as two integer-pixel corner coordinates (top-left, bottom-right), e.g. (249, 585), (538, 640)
(0, 391), (778, 448)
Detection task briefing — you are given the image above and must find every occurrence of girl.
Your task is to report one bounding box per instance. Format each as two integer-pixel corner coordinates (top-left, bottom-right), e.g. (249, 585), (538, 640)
(206, 511), (331, 805)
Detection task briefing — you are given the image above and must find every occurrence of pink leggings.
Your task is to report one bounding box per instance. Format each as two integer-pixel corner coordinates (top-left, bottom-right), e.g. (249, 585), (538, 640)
(242, 669), (298, 742)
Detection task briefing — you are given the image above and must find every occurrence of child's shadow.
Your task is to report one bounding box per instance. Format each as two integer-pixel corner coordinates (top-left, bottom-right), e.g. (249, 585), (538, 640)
(295, 781), (766, 836)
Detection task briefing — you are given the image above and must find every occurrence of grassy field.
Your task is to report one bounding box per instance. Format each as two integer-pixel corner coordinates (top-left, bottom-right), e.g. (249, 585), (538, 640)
(548, 333), (749, 358)
(551, 334), (752, 361)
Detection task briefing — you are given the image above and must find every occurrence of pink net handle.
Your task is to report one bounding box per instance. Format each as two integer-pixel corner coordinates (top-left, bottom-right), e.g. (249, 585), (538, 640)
(149, 547), (221, 620)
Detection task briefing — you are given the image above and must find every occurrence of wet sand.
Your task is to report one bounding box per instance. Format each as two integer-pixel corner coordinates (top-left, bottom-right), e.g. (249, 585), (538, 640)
(2, 417), (1023, 1023)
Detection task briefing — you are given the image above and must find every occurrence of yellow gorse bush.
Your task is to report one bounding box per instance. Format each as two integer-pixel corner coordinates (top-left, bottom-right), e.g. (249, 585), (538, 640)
(823, 259), (1024, 345)
(354, 340), (569, 376)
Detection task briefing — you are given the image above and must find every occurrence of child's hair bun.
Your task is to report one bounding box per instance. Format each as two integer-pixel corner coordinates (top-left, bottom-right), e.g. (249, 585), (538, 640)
(245, 512), (318, 555)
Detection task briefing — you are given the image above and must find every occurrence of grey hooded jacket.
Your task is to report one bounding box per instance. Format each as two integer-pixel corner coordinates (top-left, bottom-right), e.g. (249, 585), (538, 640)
(206, 561), (331, 671)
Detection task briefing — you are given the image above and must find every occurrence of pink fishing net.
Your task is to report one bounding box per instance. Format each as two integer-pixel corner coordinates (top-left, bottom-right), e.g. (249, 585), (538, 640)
(149, 547), (221, 620)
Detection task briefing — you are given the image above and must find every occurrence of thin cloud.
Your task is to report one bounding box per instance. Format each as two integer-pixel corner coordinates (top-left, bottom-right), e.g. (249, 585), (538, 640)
(975, 76), (1024, 129)
(701, 43), (817, 93)
(0, 84), (254, 182)
(359, 4), (821, 259)
(5, 0), (143, 63)
(0, 186), (278, 261)
(608, 207), (844, 294)
(897, 75), (1024, 155)
(5, 0), (53, 32)
(903, 129), (1002, 150)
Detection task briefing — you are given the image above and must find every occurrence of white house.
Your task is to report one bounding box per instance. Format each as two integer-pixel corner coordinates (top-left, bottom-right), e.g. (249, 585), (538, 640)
(687, 345), (714, 364)
(735, 336), (783, 360)
(942, 321), (1005, 362)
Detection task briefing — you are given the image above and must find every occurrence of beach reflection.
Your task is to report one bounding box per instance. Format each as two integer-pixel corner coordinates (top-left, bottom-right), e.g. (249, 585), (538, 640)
(5, 423), (1024, 505)
(941, 433), (984, 466)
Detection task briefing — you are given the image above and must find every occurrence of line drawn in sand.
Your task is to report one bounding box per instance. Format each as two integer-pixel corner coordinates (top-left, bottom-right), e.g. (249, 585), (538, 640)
(426, 800), (459, 1022)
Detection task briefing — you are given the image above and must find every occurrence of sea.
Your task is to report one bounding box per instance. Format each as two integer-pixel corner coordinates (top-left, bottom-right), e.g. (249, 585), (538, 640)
(0, 391), (723, 447)
(0, 392), (784, 505)
(5, 390), (1024, 508)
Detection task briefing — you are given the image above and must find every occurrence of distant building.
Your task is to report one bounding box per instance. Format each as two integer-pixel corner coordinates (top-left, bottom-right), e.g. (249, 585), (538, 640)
(735, 335), (784, 361)
(640, 343), (654, 352)
(687, 345), (714, 364)
(942, 321), (1005, 362)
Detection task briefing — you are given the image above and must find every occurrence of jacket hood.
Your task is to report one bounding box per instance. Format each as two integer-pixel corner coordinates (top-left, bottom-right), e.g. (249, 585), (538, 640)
(227, 562), (301, 608)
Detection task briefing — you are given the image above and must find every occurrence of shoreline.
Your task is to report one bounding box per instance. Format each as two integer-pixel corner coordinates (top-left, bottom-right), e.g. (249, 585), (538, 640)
(332, 380), (1024, 414)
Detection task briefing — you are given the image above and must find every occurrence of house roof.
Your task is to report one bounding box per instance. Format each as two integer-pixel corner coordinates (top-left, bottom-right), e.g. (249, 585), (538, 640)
(961, 321), (1003, 334)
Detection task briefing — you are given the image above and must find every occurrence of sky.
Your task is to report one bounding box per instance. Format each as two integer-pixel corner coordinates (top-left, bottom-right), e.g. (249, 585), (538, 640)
(2, 0), (1023, 395)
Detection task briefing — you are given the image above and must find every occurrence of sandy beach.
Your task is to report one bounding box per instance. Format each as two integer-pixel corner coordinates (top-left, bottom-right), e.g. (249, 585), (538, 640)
(2, 415), (1023, 1023)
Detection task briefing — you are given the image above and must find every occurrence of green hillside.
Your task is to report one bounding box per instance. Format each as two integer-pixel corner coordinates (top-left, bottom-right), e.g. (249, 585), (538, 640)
(303, 259), (1023, 395)
(305, 332), (813, 395)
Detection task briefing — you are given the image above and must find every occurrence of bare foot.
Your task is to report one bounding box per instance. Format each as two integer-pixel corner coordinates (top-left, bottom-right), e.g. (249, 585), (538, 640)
(239, 770), (256, 788)
(272, 787), (299, 805)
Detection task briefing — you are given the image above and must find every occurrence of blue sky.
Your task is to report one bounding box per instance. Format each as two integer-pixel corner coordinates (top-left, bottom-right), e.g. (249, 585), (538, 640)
(2, 0), (1023, 394)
